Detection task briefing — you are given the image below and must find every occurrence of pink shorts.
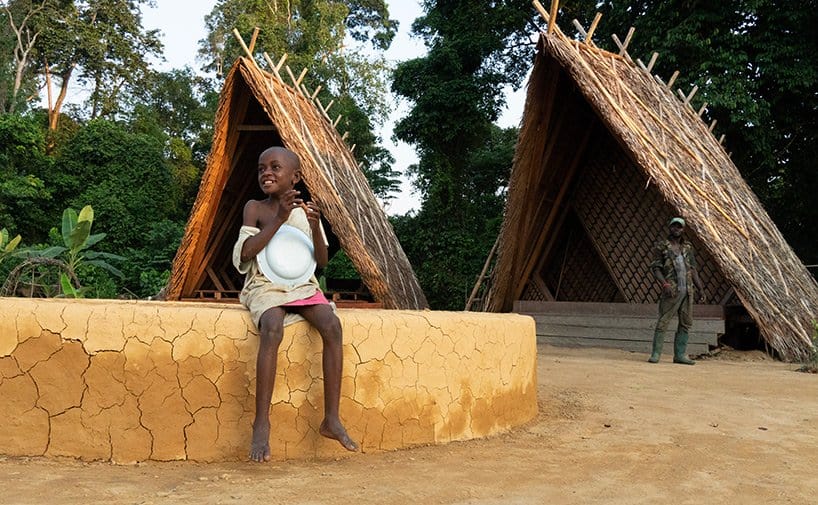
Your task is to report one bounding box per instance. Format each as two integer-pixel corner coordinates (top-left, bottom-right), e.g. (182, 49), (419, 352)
(281, 290), (330, 307)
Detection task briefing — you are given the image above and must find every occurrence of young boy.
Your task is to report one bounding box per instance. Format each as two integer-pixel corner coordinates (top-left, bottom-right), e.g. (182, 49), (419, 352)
(232, 146), (358, 462)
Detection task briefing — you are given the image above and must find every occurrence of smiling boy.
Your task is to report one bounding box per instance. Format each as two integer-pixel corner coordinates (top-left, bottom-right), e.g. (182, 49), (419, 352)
(232, 146), (358, 461)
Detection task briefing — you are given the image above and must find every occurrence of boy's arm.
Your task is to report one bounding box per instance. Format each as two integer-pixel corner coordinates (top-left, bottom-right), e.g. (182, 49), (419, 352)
(304, 202), (329, 268)
(240, 191), (301, 263)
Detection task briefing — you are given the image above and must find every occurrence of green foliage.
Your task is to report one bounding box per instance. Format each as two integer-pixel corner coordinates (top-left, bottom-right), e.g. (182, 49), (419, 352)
(392, 125), (516, 309)
(391, 1), (532, 308)
(0, 113), (53, 238)
(120, 219), (185, 298)
(52, 119), (179, 252)
(567, 0), (818, 268)
(324, 249), (360, 280)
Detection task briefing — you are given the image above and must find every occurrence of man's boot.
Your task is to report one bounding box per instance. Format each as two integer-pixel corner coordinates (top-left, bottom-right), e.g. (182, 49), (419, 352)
(648, 330), (664, 363)
(673, 330), (695, 365)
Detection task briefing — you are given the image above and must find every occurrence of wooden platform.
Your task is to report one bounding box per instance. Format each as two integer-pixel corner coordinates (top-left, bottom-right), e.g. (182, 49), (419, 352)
(514, 301), (725, 356)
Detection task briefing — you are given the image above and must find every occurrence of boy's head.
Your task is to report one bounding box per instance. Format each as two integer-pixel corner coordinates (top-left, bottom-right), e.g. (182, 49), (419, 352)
(257, 146), (301, 196)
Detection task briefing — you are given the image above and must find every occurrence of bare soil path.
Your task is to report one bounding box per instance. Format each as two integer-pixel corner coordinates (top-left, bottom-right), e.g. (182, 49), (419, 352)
(2, 344), (816, 505)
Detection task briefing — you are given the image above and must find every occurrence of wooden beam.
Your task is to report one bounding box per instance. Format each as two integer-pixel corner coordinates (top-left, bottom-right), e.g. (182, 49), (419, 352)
(683, 85), (699, 106)
(709, 119), (717, 132)
(248, 27), (260, 53)
(666, 70), (680, 88)
(697, 102), (708, 116)
(547, 0), (560, 34)
(646, 52), (658, 72)
(237, 124), (277, 131)
(465, 235), (501, 311)
(512, 122), (594, 302)
(232, 29), (257, 69)
(585, 12), (602, 45)
(295, 67), (308, 87)
(262, 52), (283, 81)
(572, 19), (587, 39)
(275, 53), (288, 72)
(205, 266), (226, 292)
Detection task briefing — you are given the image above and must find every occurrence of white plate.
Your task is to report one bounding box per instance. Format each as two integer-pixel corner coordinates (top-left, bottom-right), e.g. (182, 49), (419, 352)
(256, 224), (316, 287)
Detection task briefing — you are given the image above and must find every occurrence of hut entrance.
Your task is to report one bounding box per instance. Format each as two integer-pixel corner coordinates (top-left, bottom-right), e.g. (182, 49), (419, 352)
(174, 79), (369, 303)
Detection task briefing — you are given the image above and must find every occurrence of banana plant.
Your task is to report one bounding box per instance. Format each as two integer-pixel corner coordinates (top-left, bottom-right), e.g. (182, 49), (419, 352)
(37, 205), (124, 279)
(0, 228), (23, 266)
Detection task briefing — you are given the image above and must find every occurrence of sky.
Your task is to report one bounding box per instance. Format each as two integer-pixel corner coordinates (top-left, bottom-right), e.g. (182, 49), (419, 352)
(141, 1), (527, 215)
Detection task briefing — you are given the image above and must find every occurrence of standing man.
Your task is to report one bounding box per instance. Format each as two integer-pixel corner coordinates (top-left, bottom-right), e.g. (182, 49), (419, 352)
(648, 217), (705, 364)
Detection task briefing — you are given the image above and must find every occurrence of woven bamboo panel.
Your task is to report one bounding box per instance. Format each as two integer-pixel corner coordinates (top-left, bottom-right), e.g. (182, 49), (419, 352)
(538, 212), (623, 302)
(573, 138), (730, 304)
(521, 280), (547, 302)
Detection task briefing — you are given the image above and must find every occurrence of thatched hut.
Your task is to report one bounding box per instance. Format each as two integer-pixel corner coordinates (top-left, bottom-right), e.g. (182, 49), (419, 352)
(165, 55), (427, 310)
(483, 24), (818, 361)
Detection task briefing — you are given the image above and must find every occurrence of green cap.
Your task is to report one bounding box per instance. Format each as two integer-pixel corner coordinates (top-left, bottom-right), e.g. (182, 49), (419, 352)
(669, 217), (686, 227)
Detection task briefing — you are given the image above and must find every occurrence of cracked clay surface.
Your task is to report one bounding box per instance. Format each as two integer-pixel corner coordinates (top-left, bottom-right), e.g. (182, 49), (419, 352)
(0, 298), (537, 462)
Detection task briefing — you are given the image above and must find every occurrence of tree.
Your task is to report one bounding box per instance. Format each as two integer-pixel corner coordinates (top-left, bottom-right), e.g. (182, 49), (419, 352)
(199, 0), (400, 200)
(0, 0), (46, 114)
(29, 0), (163, 130)
(390, 0), (536, 309)
(566, 0), (818, 266)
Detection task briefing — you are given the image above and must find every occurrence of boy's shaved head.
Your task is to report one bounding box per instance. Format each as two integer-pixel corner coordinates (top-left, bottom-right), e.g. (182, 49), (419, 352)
(259, 146), (300, 171)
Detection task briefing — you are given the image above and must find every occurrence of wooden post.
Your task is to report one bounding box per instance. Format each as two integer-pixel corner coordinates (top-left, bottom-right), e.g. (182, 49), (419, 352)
(667, 70), (680, 88)
(620, 27), (635, 56)
(547, 0), (560, 34)
(709, 119), (717, 132)
(284, 65), (299, 89)
(295, 67), (307, 87)
(262, 52), (283, 81)
(275, 53), (288, 72)
(248, 27), (260, 53)
(465, 235), (501, 311)
(572, 19), (587, 39)
(683, 85), (698, 106)
(585, 12), (602, 44)
(532, 0), (550, 24)
(697, 102), (708, 116)
(231, 29), (257, 68)
(646, 52), (659, 72)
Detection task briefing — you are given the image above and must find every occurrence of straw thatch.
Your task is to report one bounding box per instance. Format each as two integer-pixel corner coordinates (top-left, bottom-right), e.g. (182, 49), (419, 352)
(485, 28), (818, 361)
(165, 56), (428, 310)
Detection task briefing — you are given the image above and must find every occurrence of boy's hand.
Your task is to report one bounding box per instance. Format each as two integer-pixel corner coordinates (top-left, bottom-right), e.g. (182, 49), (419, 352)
(277, 189), (303, 222)
(304, 201), (321, 229)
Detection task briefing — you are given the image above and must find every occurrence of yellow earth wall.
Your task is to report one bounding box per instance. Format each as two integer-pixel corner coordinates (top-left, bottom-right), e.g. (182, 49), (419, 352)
(0, 298), (537, 463)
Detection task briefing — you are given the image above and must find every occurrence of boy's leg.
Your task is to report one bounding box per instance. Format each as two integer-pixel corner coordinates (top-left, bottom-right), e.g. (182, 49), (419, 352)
(294, 303), (359, 451)
(251, 306), (286, 462)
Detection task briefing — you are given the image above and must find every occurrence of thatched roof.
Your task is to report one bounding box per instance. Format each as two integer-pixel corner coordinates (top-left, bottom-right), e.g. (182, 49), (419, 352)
(486, 29), (817, 360)
(165, 56), (428, 310)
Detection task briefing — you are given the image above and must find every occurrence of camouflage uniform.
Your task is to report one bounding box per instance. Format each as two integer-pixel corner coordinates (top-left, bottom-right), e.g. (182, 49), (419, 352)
(650, 238), (698, 333)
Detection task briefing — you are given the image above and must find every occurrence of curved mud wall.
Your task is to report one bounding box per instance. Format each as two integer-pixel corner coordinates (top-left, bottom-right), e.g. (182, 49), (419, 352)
(0, 298), (537, 462)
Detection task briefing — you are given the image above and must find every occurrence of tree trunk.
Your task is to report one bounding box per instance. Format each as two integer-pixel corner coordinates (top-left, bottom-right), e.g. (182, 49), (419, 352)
(47, 64), (75, 131)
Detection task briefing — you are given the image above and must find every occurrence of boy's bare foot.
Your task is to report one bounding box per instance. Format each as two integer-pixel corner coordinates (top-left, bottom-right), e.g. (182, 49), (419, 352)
(250, 421), (271, 462)
(319, 418), (359, 452)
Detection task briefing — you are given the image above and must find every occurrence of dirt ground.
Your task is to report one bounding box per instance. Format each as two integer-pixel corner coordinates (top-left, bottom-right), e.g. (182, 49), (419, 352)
(2, 344), (817, 505)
